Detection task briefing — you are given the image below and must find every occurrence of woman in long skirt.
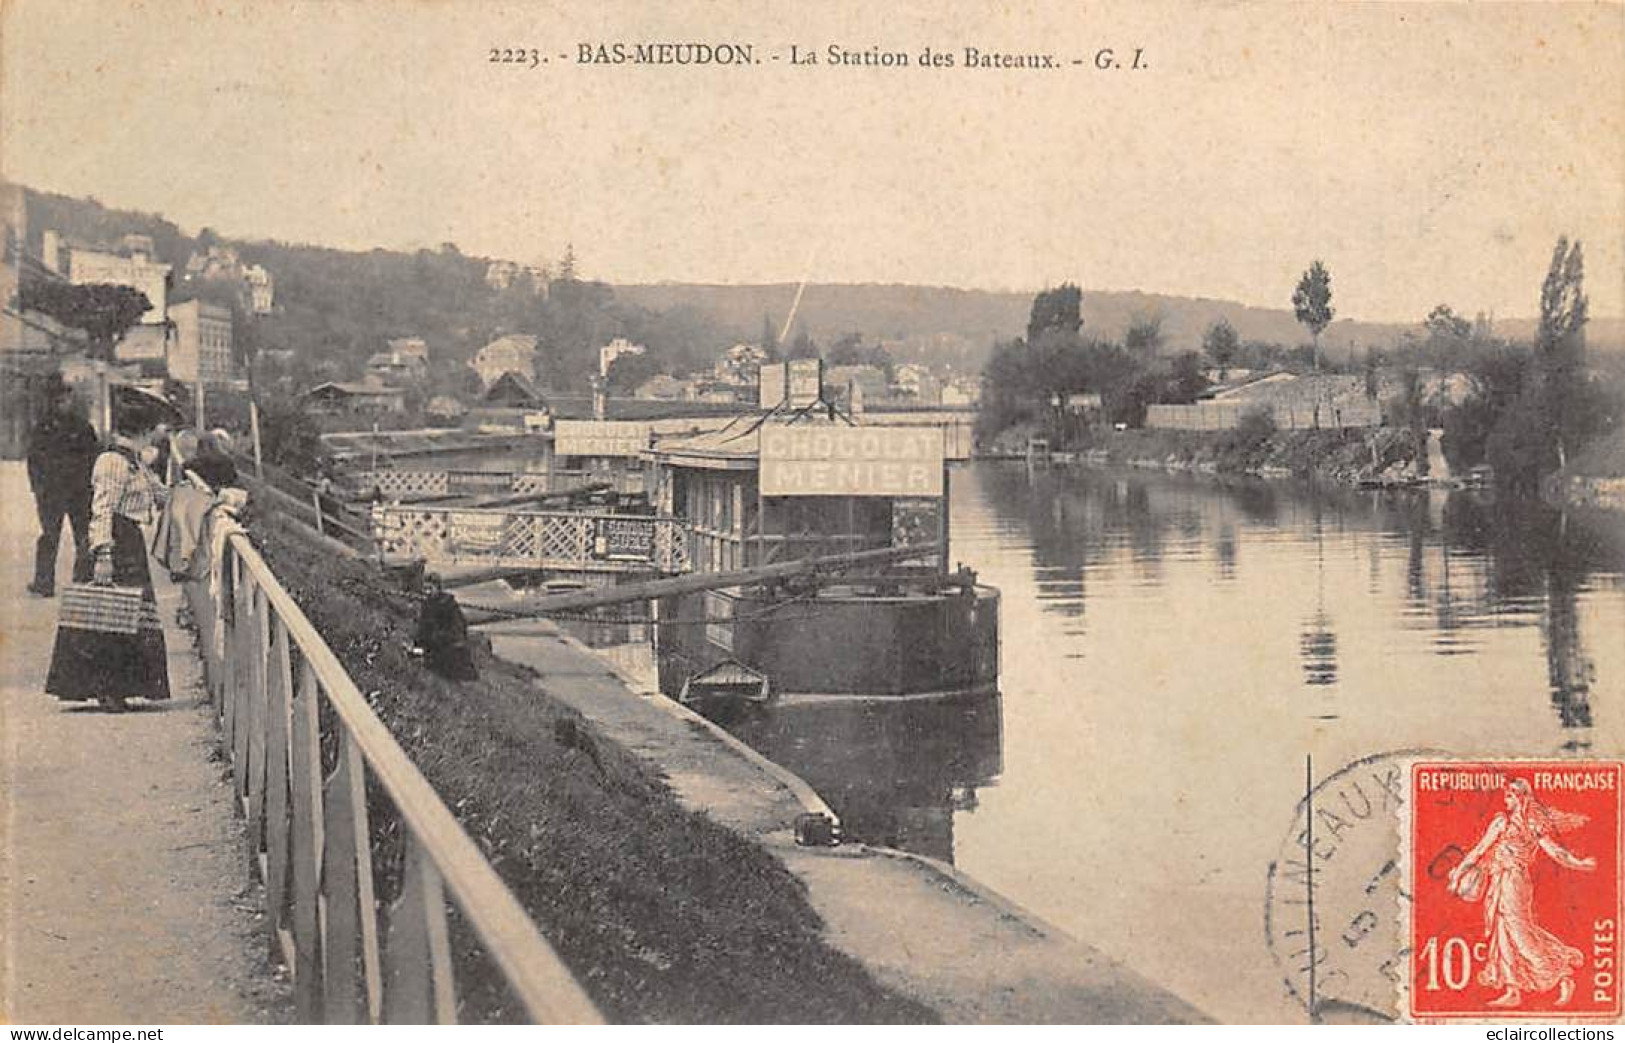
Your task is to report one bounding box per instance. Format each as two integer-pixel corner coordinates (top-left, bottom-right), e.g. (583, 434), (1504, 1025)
(45, 407), (171, 712)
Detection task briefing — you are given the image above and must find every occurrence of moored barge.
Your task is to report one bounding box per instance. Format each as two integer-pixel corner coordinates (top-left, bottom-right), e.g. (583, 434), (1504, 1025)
(646, 405), (1000, 705)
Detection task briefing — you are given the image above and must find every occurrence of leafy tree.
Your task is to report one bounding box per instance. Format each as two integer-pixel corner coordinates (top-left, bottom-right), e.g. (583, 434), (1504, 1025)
(1202, 318), (1239, 379)
(606, 349), (665, 394)
(1424, 303), (1472, 342)
(256, 392), (328, 475)
(827, 332), (867, 366)
(760, 313), (780, 360)
(1123, 314), (1164, 353)
(1165, 351), (1210, 404)
(1026, 284), (1082, 343)
(1536, 237), (1588, 469)
(786, 330), (820, 360)
(1388, 368), (1430, 476)
(18, 278), (151, 360)
(1221, 406), (1277, 461)
(1362, 346), (1384, 400)
(1292, 260), (1335, 371)
(1473, 237), (1591, 491)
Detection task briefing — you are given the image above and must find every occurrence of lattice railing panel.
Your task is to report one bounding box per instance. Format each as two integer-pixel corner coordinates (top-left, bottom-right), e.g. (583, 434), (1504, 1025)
(653, 523), (690, 573)
(362, 471), (452, 498)
(371, 506), (690, 574)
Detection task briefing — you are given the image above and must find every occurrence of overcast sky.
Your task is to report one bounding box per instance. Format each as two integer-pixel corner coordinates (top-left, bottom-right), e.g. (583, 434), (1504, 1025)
(3, 1), (1621, 321)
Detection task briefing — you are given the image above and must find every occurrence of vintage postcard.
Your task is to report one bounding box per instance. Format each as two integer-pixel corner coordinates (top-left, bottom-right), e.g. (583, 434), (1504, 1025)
(2, 0), (1622, 1029)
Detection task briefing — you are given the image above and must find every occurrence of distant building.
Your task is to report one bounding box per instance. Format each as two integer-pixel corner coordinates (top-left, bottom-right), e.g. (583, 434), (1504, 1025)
(425, 395), (467, 420)
(599, 336), (645, 378)
(470, 334), (539, 387)
(893, 363), (942, 405)
(1155, 372), (1379, 431)
(1202, 367), (1257, 386)
(480, 370), (544, 407)
(1203, 371), (1298, 401)
(365, 348), (427, 386)
(167, 299), (234, 387)
(715, 343), (768, 385)
(485, 260), (520, 290)
(634, 373), (691, 401)
(387, 337), (430, 363)
(118, 234), (156, 256)
(2, 197), (80, 455)
(243, 264), (274, 314)
(825, 364), (888, 406)
(69, 246), (170, 323)
(183, 245), (275, 314)
(304, 380), (406, 415)
(941, 379), (980, 407)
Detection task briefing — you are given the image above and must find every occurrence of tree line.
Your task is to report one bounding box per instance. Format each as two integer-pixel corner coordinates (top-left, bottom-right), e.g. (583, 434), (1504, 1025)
(978, 243), (1621, 494)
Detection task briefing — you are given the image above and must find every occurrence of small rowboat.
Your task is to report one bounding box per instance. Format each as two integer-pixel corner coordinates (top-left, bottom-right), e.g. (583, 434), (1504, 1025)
(679, 659), (772, 713)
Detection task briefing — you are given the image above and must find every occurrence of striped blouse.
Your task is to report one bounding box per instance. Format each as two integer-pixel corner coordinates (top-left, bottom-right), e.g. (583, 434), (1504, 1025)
(89, 446), (166, 551)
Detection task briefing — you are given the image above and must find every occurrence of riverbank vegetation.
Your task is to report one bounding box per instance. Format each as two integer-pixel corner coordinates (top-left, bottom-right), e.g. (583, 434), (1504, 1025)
(249, 510), (935, 1024)
(978, 240), (1623, 494)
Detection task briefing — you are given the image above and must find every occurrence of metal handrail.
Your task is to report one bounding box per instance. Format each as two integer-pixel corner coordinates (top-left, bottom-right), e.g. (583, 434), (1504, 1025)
(190, 528), (602, 1024)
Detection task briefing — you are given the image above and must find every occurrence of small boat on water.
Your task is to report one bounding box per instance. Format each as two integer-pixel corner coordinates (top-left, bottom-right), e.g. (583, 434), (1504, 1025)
(678, 659), (772, 714)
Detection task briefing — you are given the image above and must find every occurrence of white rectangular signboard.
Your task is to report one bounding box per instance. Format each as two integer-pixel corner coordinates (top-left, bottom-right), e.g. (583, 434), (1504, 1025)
(759, 425), (944, 497)
(759, 363), (786, 408)
(555, 419), (652, 458)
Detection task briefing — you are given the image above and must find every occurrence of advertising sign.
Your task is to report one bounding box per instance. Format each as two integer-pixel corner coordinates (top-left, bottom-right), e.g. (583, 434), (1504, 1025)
(759, 359), (823, 409)
(787, 358), (822, 407)
(759, 425), (944, 497)
(555, 419), (652, 458)
(759, 363), (786, 408)
(446, 511), (507, 556)
(592, 517), (656, 562)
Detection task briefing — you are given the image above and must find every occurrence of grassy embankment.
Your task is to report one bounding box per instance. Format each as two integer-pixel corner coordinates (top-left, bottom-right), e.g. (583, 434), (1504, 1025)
(1046, 425), (1422, 483)
(250, 510), (935, 1024)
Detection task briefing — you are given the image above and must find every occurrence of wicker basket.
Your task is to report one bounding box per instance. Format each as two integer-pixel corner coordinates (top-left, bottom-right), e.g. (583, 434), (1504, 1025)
(58, 583), (147, 635)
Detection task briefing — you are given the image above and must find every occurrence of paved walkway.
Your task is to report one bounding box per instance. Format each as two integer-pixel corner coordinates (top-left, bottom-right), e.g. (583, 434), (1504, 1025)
(0, 462), (287, 1024)
(486, 619), (1209, 1024)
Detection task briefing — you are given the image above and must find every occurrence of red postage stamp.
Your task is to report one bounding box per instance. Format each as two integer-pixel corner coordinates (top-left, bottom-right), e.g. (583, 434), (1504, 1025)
(1408, 760), (1623, 1021)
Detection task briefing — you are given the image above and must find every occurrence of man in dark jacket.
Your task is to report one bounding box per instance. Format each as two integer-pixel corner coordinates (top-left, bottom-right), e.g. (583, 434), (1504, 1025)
(412, 573), (479, 681)
(26, 383), (100, 597)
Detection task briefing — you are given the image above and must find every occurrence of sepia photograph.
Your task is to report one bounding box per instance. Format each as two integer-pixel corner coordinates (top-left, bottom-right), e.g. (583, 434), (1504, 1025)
(1, 0), (1622, 1029)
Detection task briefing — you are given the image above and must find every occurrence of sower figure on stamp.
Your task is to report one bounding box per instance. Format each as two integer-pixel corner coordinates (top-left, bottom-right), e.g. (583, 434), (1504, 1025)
(1447, 778), (1596, 1008)
(25, 380), (99, 598)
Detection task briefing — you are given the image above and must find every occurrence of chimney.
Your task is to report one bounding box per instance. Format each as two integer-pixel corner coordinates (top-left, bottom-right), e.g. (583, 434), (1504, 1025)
(41, 230), (60, 273)
(591, 374), (608, 420)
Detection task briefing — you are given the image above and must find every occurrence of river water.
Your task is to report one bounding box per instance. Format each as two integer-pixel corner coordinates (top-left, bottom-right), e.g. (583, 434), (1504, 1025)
(715, 462), (1625, 1022)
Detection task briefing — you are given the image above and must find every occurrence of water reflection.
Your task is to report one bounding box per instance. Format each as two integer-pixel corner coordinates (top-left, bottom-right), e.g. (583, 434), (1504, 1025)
(726, 692), (1003, 864)
(971, 464), (1623, 734)
(567, 461), (1623, 1021)
(943, 462), (1624, 1021)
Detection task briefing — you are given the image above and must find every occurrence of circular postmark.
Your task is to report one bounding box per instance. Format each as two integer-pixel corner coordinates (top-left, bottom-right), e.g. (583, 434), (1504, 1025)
(1264, 748), (1443, 1023)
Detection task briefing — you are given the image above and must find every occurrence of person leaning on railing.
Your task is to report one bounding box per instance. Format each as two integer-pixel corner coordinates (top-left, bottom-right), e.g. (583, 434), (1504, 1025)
(154, 427), (243, 582)
(44, 401), (173, 713)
